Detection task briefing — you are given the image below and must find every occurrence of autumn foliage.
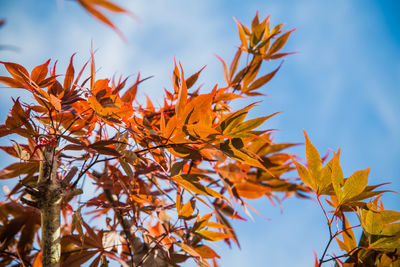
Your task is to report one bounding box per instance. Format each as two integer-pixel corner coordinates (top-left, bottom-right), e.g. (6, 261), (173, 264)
(0, 1), (399, 267)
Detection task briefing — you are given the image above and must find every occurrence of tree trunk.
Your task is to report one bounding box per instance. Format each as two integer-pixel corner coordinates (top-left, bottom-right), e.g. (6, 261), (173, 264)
(37, 146), (62, 267)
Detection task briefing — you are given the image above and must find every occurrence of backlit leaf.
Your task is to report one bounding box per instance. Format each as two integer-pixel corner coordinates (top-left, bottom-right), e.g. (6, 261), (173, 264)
(234, 18), (248, 50)
(64, 54), (75, 89)
(246, 62), (282, 92)
(216, 55), (229, 85)
(197, 230), (231, 241)
(194, 245), (220, 259)
(179, 199), (195, 218)
(175, 62), (188, 120)
(180, 242), (201, 258)
(291, 156), (314, 189)
(31, 59), (50, 84)
(342, 168), (370, 202)
(268, 29), (295, 56)
(32, 251), (42, 267)
(331, 151), (344, 201)
(229, 48), (242, 81)
(304, 130), (322, 183)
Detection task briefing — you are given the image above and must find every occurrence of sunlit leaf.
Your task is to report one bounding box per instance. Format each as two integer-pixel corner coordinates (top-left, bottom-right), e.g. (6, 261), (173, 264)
(342, 168), (370, 202)
(197, 230), (231, 241)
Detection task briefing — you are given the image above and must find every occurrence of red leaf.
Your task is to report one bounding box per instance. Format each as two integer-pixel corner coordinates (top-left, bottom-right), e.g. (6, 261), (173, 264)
(31, 59), (50, 84)
(64, 53), (76, 89)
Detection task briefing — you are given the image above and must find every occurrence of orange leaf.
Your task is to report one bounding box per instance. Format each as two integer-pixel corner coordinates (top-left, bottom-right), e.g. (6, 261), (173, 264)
(215, 54), (229, 85)
(1, 61), (30, 83)
(194, 245), (220, 259)
(247, 62), (282, 92)
(303, 130), (322, 184)
(268, 29), (295, 56)
(77, 0), (127, 41)
(233, 18), (248, 51)
(49, 94), (61, 111)
(31, 59), (50, 84)
(92, 0), (133, 14)
(197, 230), (231, 241)
(175, 62), (188, 120)
(32, 251), (42, 267)
(180, 243), (201, 258)
(235, 181), (270, 199)
(179, 199), (195, 217)
(229, 48), (242, 81)
(0, 76), (24, 88)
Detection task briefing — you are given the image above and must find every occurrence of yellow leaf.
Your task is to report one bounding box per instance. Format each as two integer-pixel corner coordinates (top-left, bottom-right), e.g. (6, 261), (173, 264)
(361, 209), (384, 235)
(342, 168), (370, 202)
(303, 130), (322, 183)
(318, 156), (335, 195)
(291, 155), (314, 190)
(342, 217), (357, 252)
(331, 150), (344, 202)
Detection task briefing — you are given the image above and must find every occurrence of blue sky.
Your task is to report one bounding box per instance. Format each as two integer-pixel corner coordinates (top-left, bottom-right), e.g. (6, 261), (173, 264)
(1, 0), (399, 266)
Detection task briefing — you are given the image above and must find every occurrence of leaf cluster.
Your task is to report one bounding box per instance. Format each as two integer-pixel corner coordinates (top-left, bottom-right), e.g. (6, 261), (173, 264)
(0, 12), (307, 266)
(292, 131), (400, 266)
